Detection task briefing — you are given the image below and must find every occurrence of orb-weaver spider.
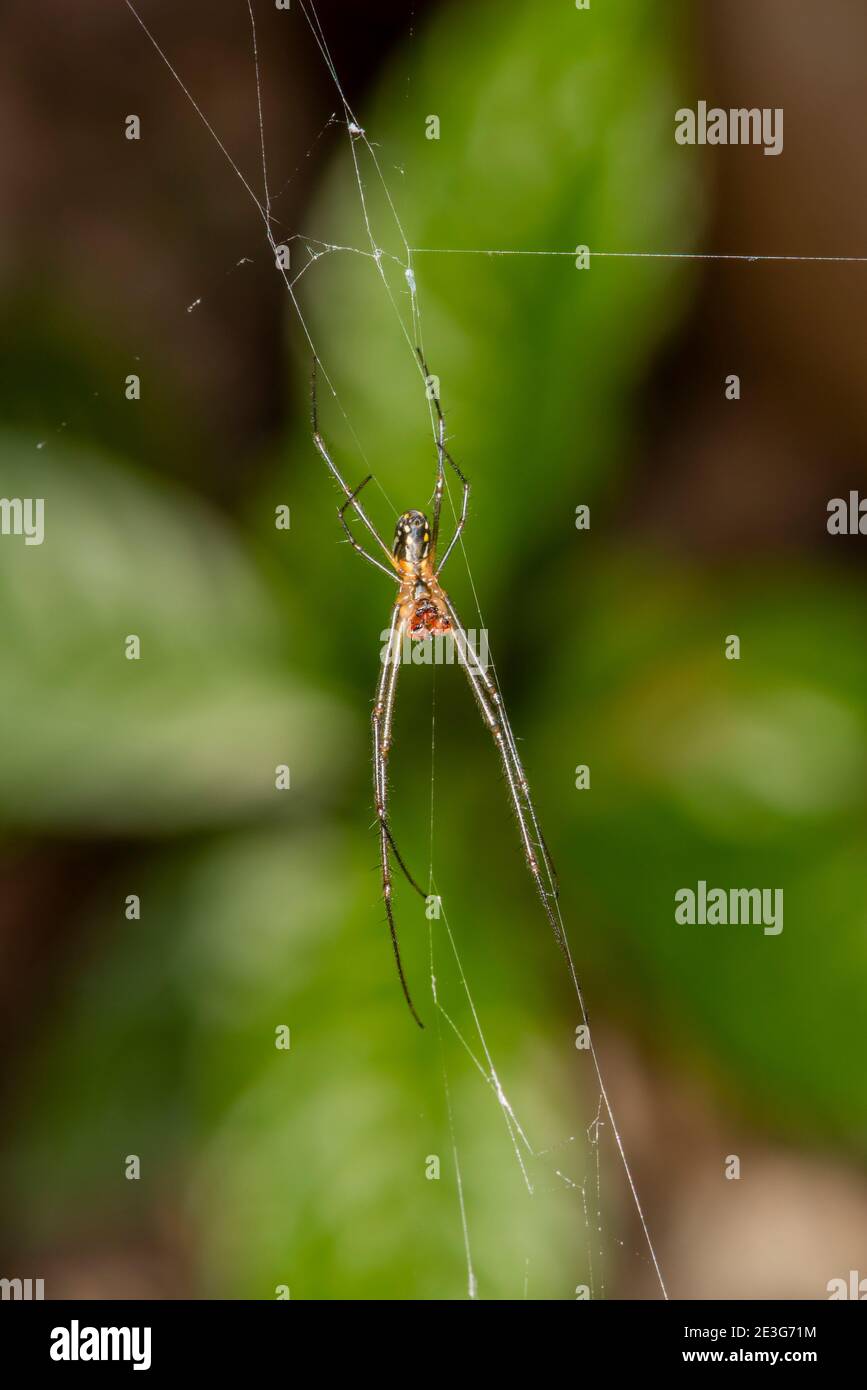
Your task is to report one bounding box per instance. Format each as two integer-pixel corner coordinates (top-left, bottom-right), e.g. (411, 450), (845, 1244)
(312, 354), (561, 1027)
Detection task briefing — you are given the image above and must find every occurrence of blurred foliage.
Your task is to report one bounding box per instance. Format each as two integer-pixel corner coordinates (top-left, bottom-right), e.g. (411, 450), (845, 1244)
(0, 434), (345, 834)
(551, 557), (867, 1145)
(0, 293), (200, 477)
(4, 0), (863, 1304)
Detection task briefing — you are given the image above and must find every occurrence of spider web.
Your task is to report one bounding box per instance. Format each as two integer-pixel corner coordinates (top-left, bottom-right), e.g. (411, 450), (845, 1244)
(118, 0), (701, 1300)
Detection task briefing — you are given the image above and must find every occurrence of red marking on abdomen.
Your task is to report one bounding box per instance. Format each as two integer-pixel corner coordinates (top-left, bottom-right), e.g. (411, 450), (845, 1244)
(409, 600), (452, 639)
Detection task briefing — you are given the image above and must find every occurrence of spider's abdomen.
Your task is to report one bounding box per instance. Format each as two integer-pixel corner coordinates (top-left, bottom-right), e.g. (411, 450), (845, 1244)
(399, 576), (452, 640)
(408, 599), (452, 639)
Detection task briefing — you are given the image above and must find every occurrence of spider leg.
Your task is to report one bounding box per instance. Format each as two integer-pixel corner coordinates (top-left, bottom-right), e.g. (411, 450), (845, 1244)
(433, 450), (470, 577)
(339, 476), (401, 581)
(414, 348), (470, 576)
(382, 819), (427, 899)
(372, 610), (424, 1028)
(372, 661), (428, 898)
(441, 594), (559, 898)
(479, 658), (560, 903)
(444, 596), (563, 950)
(311, 356), (397, 571)
(471, 653), (561, 902)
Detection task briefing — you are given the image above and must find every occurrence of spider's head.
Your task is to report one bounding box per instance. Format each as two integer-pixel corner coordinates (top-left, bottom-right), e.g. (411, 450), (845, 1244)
(393, 509), (431, 567)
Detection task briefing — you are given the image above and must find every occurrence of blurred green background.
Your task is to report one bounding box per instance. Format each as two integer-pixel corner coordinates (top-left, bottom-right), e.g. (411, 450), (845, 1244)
(2, 0), (867, 1299)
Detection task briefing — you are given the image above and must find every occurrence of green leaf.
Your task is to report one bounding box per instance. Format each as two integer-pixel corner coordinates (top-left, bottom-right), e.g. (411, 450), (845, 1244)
(0, 433), (348, 832)
(548, 555), (867, 1145)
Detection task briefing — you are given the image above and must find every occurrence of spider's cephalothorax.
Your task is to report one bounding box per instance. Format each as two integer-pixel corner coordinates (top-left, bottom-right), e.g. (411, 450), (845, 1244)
(393, 509), (431, 568)
(312, 352), (560, 1029)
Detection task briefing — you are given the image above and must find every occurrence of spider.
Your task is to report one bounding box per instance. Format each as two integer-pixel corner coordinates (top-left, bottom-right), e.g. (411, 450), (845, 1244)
(312, 353), (562, 1027)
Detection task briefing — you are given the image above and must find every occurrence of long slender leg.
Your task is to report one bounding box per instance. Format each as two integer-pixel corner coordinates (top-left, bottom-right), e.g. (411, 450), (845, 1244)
(339, 476), (400, 581)
(466, 644), (560, 903)
(442, 593), (559, 899)
(416, 349), (446, 549)
(431, 416), (446, 550)
(370, 605), (425, 898)
(433, 454), (470, 577)
(372, 610), (424, 1027)
(415, 349), (470, 575)
(311, 357), (396, 569)
(382, 820), (427, 898)
(444, 596), (563, 949)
